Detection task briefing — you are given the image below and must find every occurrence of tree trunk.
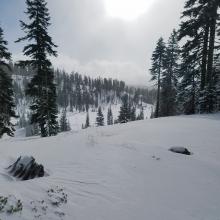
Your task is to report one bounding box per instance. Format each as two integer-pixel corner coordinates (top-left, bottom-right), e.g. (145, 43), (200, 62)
(206, 4), (218, 85)
(155, 57), (162, 118)
(155, 77), (160, 118)
(201, 24), (209, 90)
(206, 3), (218, 112)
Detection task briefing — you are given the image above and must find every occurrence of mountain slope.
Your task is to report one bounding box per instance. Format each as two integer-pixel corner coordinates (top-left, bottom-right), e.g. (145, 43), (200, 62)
(0, 114), (220, 220)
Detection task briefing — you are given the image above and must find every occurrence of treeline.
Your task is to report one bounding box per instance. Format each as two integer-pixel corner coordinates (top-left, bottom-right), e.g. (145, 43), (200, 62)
(13, 66), (156, 114)
(81, 94), (146, 130)
(56, 70), (156, 111)
(150, 0), (220, 118)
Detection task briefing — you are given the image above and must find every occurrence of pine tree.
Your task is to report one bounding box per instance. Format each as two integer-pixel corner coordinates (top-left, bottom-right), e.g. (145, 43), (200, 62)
(150, 37), (166, 118)
(160, 30), (180, 117)
(178, 0), (220, 113)
(59, 109), (70, 132)
(107, 106), (113, 125)
(85, 112), (90, 128)
(118, 94), (131, 123)
(25, 113), (39, 137)
(96, 106), (104, 126)
(177, 44), (200, 114)
(76, 82), (82, 112)
(137, 107), (144, 120)
(0, 26), (17, 138)
(16, 0), (58, 137)
(130, 106), (136, 121)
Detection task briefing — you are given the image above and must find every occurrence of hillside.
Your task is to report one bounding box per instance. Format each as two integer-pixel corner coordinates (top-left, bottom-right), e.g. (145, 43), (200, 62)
(11, 66), (155, 136)
(0, 114), (220, 220)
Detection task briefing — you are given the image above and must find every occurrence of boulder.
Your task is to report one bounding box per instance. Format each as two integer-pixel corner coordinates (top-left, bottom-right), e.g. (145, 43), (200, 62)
(7, 156), (45, 180)
(169, 147), (191, 155)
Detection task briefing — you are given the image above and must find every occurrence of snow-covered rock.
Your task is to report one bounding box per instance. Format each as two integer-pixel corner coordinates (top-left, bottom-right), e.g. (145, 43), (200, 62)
(7, 156), (45, 180)
(169, 146), (191, 155)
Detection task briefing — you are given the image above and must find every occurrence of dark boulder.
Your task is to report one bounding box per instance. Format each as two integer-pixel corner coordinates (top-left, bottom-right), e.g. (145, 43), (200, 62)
(7, 156), (45, 180)
(169, 147), (191, 155)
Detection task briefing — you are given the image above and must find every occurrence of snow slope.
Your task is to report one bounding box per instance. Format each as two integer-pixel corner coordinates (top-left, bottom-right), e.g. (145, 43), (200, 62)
(67, 103), (153, 131)
(0, 114), (220, 220)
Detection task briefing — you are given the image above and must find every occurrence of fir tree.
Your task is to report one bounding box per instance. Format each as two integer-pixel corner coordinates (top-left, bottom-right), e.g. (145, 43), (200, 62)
(118, 94), (131, 123)
(178, 0), (220, 113)
(25, 113), (39, 137)
(137, 107), (144, 120)
(59, 109), (70, 132)
(150, 37), (166, 118)
(107, 106), (113, 125)
(130, 106), (136, 121)
(0, 26), (17, 138)
(177, 42), (200, 114)
(16, 0), (58, 137)
(96, 106), (104, 126)
(85, 111), (90, 128)
(160, 30), (180, 117)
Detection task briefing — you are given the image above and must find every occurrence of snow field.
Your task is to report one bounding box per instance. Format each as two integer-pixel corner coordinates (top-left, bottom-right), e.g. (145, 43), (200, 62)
(0, 114), (220, 219)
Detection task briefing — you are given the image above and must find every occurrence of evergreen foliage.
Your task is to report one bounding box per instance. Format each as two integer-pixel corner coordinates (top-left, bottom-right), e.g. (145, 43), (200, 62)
(137, 107), (144, 120)
(96, 107), (104, 126)
(118, 94), (131, 123)
(178, 0), (220, 113)
(59, 109), (71, 132)
(107, 106), (113, 125)
(84, 112), (90, 129)
(25, 113), (39, 137)
(130, 106), (136, 121)
(16, 0), (59, 137)
(150, 38), (166, 118)
(0, 27), (17, 138)
(12, 68), (156, 121)
(160, 30), (180, 117)
(149, 0), (220, 117)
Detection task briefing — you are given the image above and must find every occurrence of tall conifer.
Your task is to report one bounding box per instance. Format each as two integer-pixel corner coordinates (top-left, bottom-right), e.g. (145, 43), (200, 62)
(160, 30), (180, 116)
(0, 27), (17, 138)
(150, 38), (166, 118)
(96, 107), (104, 126)
(16, 0), (58, 137)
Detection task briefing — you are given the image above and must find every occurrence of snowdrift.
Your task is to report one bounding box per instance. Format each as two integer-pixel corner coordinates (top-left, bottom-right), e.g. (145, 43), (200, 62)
(0, 114), (220, 220)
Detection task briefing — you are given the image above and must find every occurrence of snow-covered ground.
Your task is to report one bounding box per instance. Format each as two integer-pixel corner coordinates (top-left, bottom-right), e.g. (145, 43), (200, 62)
(0, 114), (220, 220)
(67, 103), (153, 131)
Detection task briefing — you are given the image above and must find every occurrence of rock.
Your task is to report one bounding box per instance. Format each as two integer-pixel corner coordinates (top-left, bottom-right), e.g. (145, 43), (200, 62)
(7, 156), (45, 180)
(169, 147), (191, 155)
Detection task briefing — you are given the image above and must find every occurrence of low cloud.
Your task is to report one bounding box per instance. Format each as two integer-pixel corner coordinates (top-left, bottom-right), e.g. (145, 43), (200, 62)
(51, 54), (150, 86)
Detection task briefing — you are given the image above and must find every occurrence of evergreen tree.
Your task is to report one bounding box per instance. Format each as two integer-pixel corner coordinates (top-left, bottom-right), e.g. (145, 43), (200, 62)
(130, 106), (136, 121)
(76, 82), (82, 112)
(177, 42), (200, 114)
(25, 113), (39, 137)
(59, 109), (70, 132)
(107, 106), (113, 125)
(178, 0), (220, 113)
(118, 94), (131, 123)
(160, 30), (180, 116)
(150, 38), (166, 118)
(96, 106), (104, 126)
(137, 107), (144, 120)
(16, 0), (58, 137)
(0, 26), (17, 138)
(85, 111), (90, 128)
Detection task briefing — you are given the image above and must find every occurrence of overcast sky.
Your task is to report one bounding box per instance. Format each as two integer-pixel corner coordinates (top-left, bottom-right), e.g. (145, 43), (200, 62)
(1, 0), (185, 86)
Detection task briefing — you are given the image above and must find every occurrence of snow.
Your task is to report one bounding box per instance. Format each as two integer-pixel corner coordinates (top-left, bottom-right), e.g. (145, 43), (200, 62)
(66, 103), (153, 132)
(0, 114), (220, 219)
